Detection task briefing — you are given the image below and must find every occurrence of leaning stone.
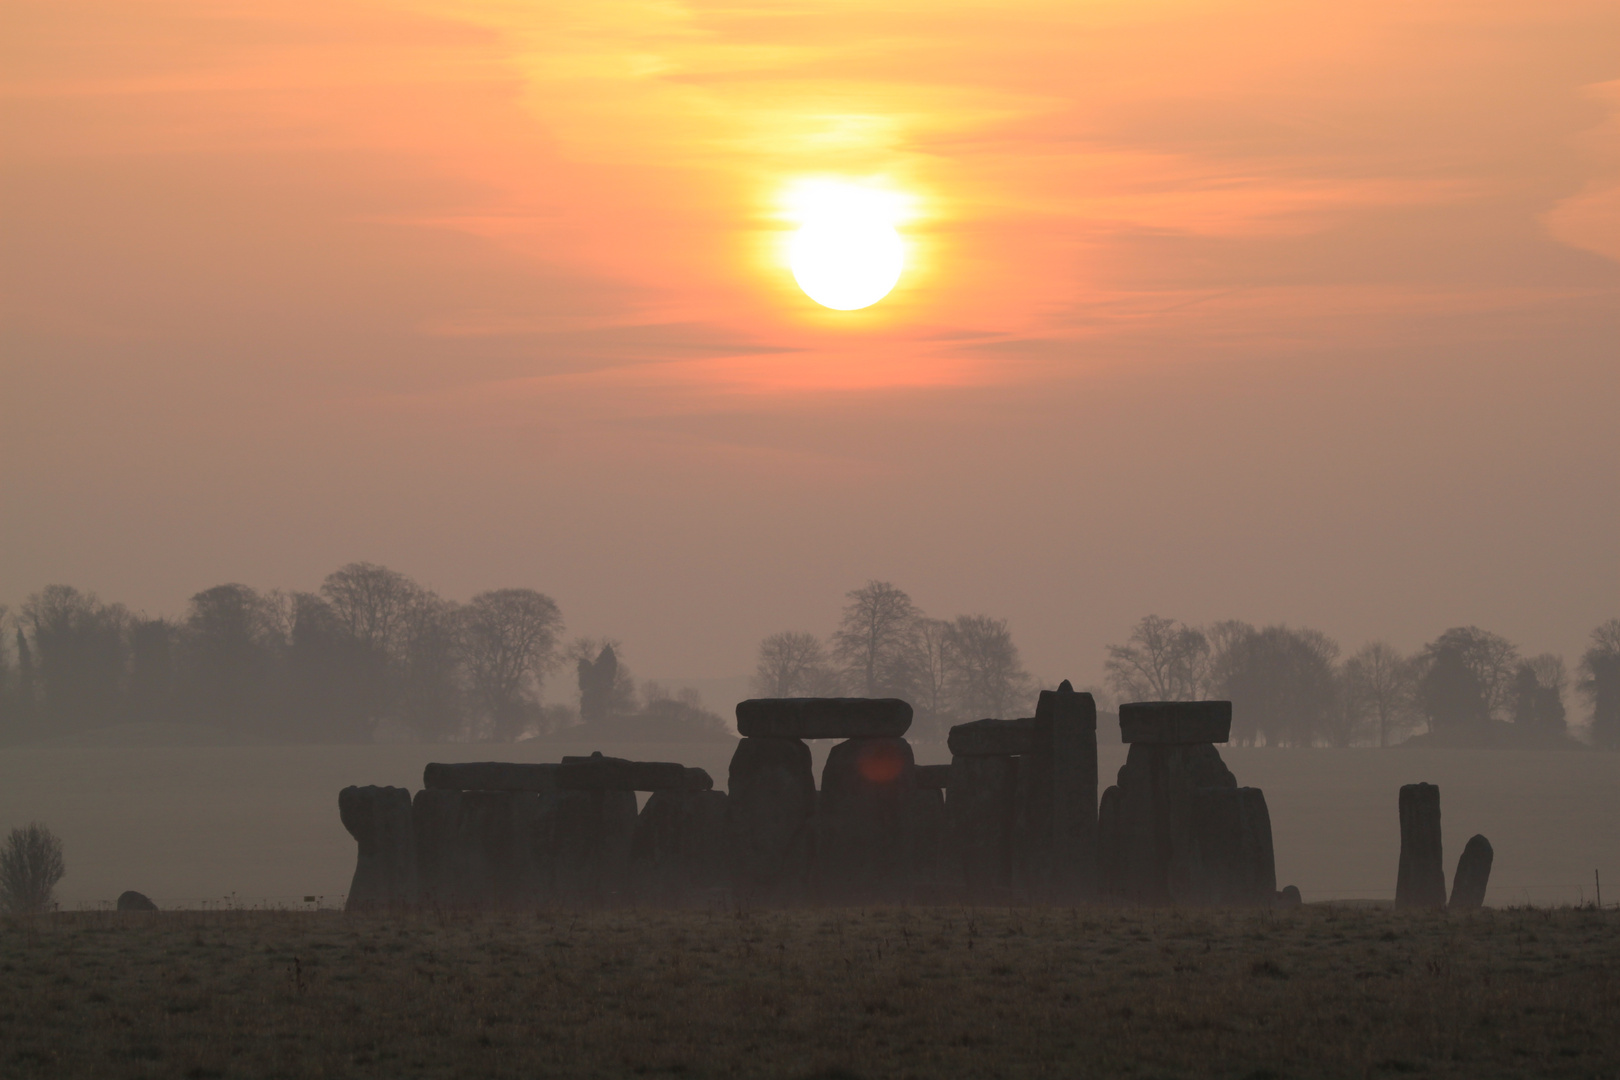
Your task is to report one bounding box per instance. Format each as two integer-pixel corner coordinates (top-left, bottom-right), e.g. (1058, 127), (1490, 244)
(1188, 786), (1276, 906)
(558, 752), (692, 791)
(1396, 783), (1447, 909)
(914, 763), (951, 789)
(736, 698), (912, 739)
(423, 762), (558, 792)
(947, 717), (1037, 757)
(1118, 701), (1232, 744)
(726, 736), (817, 903)
(943, 754), (1020, 899)
(339, 785), (418, 911)
(117, 890), (158, 911)
(816, 737), (917, 904)
(1449, 834), (1493, 910)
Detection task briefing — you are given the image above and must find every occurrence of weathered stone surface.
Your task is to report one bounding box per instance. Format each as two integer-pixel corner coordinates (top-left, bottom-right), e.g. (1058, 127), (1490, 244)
(413, 787), (557, 909)
(726, 736), (817, 903)
(1097, 785), (1124, 901)
(816, 737), (917, 903)
(1276, 884), (1302, 908)
(340, 785), (418, 911)
(1108, 743), (1237, 905)
(423, 762), (558, 792)
(736, 698), (912, 740)
(1118, 701), (1232, 744)
(914, 763), (951, 789)
(630, 789), (729, 905)
(1039, 680), (1099, 901)
(1449, 833), (1493, 910)
(1188, 786), (1276, 906)
(550, 788), (638, 907)
(1396, 782), (1446, 909)
(943, 754), (1020, 899)
(904, 787), (946, 888)
(947, 717), (1036, 757)
(558, 752), (695, 791)
(117, 890), (158, 911)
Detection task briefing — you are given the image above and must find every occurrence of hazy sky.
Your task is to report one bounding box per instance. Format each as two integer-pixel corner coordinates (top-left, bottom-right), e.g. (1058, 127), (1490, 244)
(3, 0), (1617, 690)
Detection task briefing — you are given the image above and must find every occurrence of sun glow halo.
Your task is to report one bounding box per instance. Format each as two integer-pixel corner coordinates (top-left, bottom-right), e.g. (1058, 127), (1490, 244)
(785, 181), (907, 311)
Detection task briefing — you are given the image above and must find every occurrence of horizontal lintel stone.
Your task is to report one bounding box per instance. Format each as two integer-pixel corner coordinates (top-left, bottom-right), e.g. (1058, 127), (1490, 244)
(736, 698), (912, 739)
(1118, 701), (1232, 744)
(947, 717), (1038, 757)
(558, 754), (701, 792)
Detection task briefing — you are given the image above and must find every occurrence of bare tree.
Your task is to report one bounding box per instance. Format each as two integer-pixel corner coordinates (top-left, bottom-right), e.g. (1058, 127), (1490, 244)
(1510, 653), (1568, 734)
(901, 616), (957, 739)
(1104, 615), (1210, 702)
(751, 632), (834, 697)
(460, 589), (564, 741)
(832, 581), (919, 697)
(0, 822), (65, 914)
(21, 585), (130, 734)
(1578, 618), (1620, 748)
(945, 614), (1033, 718)
(1342, 641), (1416, 748)
(319, 563), (423, 658)
(1213, 624), (1340, 746)
(1418, 626), (1520, 721)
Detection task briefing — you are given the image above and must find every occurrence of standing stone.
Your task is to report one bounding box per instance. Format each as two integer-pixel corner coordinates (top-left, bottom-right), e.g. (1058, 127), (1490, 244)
(551, 788), (639, 907)
(1396, 783), (1446, 909)
(413, 788), (465, 908)
(726, 736), (817, 904)
(1449, 834), (1493, 910)
(736, 698), (911, 740)
(1097, 785), (1124, 901)
(339, 785), (418, 911)
(1188, 786), (1276, 906)
(816, 737), (916, 903)
(1039, 681), (1098, 901)
(630, 789), (730, 905)
(1111, 742), (1236, 905)
(944, 754), (1020, 901)
(903, 787), (946, 891)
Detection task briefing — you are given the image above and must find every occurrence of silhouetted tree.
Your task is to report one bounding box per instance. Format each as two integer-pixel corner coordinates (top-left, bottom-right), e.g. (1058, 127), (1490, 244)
(1578, 619), (1620, 748)
(1418, 627), (1519, 721)
(899, 616), (957, 740)
(21, 586), (129, 735)
(0, 822), (65, 914)
(125, 617), (178, 726)
(283, 592), (373, 742)
(1416, 643), (1489, 736)
(398, 594), (464, 741)
(180, 584), (283, 734)
(1104, 615), (1210, 702)
(460, 588), (563, 741)
(1342, 641), (1416, 747)
(832, 581), (919, 697)
(1211, 624), (1340, 746)
(319, 563), (425, 732)
(944, 614), (1033, 719)
(751, 631), (835, 697)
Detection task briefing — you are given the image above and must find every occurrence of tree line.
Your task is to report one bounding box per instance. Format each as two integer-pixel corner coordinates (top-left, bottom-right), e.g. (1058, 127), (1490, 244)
(1103, 615), (1620, 748)
(0, 564), (721, 744)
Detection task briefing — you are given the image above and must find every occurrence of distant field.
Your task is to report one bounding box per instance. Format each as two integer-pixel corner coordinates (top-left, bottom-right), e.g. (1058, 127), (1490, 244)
(3, 906), (1616, 1079)
(0, 739), (1616, 908)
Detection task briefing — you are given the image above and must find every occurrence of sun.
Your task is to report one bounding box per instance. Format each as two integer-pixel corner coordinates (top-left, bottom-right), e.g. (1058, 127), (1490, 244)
(784, 181), (907, 311)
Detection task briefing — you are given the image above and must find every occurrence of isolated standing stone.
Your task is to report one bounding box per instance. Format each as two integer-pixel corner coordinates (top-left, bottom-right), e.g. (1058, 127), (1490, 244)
(944, 754), (1020, 900)
(816, 737), (917, 903)
(117, 890), (158, 912)
(1396, 782), (1446, 909)
(1449, 833), (1493, 910)
(339, 785), (419, 911)
(726, 736), (817, 903)
(736, 698), (912, 740)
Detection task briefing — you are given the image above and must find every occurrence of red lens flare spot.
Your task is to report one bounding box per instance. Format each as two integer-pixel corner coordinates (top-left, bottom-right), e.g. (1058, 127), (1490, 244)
(856, 742), (906, 784)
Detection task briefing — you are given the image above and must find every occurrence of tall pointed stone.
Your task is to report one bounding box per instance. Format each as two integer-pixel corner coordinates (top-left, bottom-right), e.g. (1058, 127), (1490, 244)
(1396, 783), (1446, 909)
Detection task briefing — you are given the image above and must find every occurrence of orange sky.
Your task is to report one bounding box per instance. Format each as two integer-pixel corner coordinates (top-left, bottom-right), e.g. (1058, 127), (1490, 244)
(3, 0), (1617, 690)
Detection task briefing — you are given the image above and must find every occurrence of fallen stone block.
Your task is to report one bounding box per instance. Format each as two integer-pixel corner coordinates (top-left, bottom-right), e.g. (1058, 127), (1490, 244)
(1396, 782), (1447, 909)
(736, 697), (912, 739)
(1118, 701), (1232, 744)
(423, 762), (558, 792)
(1449, 833), (1493, 910)
(1275, 885), (1302, 908)
(117, 890), (158, 912)
(340, 785), (418, 911)
(947, 717), (1037, 757)
(558, 752), (696, 791)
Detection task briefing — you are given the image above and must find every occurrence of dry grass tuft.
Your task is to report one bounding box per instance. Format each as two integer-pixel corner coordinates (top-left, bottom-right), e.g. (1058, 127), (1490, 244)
(1, 905), (1616, 1078)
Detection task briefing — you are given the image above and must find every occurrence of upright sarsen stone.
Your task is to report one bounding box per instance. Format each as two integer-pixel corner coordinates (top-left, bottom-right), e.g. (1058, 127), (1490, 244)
(630, 789), (729, 905)
(1110, 742), (1236, 905)
(339, 785), (418, 911)
(944, 754), (1020, 900)
(1449, 833), (1493, 910)
(1188, 786), (1276, 906)
(1038, 681), (1098, 901)
(816, 737), (916, 903)
(726, 736), (817, 904)
(1396, 782), (1446, 909)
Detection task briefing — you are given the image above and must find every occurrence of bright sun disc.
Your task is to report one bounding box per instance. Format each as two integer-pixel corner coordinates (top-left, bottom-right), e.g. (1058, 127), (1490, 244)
(787, 182), (906, 310)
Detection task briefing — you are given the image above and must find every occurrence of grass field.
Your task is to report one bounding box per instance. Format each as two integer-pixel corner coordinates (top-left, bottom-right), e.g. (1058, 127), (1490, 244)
(2, 905), (1616, 1079)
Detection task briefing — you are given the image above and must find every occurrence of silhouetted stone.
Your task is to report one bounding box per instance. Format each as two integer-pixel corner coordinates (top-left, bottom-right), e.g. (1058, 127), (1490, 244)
(736, 698), (912, 739)
(117, 890), (158, 912)
(947, 717), (1037, 757)
(1038, 681), (1098, 901)
(816, 737), (917, 903)
(1097, 784), (1124, 901)
(1188, 786), (1276, 906)
(551, 788), (638, 907)
(558, 752), (694, 791)
(1119, 701), (1232, 744)
(339, 785), (418, 911)
(1275, 885), (1302, 908)
(412, 787), (557, 909)
(1396, 782), (1446, 909)
(914, 764), (951, 789)
(630, 789), (729, 905)
(1450, 834), (1493, 910)
(726, 736), (817, 903)
(1107, 743), (1237, 905)
(944, 754), (1019, 899)
(904, 787), (945, 888)
(423, 762), (558, 792)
